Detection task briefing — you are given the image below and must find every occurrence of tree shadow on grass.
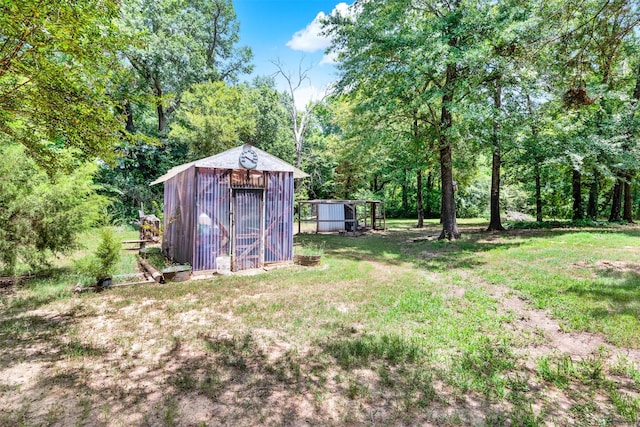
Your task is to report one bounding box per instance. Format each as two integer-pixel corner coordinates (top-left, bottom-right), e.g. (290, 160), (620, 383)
(1, 325), (550, 426)
(0, 266), (78, 315)
(0, 311), (107, 369)
(565, 275), (640, 318)
(295, 228), (526, 272)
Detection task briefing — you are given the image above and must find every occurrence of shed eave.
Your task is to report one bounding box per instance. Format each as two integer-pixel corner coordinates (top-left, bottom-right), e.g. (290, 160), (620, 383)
(150, 145), (309, 185)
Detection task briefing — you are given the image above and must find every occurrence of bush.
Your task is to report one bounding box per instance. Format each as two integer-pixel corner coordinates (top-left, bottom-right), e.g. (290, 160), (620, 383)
(93, 228), (121, 279)
(0, 144), (108, 274)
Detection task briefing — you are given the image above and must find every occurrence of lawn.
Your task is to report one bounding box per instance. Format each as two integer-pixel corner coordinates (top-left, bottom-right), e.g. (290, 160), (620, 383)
(1, 221), (639, 426)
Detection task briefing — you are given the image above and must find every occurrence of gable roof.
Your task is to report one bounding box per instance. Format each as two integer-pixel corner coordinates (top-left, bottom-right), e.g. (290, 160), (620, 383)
(150, 145), (309, 185)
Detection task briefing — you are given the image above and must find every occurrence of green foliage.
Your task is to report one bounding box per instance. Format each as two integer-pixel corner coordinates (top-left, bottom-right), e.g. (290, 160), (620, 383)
(169, 81), (257, 159)
(0, 145), (108, 274)
(324, 334), (422, 369)
(0, 0), (123, 171)
(119, 0), (252, 131)
(537, 354), (576, 388)
(295, 242), (325, 256)
(93, 228), (121, 279)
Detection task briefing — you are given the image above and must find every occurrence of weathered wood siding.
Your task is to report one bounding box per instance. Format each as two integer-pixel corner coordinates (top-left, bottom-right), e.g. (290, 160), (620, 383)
(163, 168), (294, 272)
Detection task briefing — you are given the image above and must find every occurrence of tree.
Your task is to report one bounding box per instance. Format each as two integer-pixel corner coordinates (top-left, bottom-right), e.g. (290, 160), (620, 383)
(539, 0), (640, 222)
(326, 0), (499, 239)
(0, 0), (123, 171)
(245, 77), (296, 163)
(0, 144), (108, 274)
(120, 0), (253, 133)
(169, 81), (257, 159)
(272, 59), (327, 170)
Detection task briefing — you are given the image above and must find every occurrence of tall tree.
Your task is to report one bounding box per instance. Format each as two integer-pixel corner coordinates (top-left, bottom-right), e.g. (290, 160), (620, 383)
(326, 0), (498, 239)
(168, 81), (257, 159)
(120, 0), (253, 133)
(272, 59), (327, 170)
(487, 77), (506, 231)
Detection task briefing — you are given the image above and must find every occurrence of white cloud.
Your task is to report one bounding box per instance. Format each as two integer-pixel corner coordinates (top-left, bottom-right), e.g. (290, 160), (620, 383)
(286, 3), (351, 53)
(286, 12), (330, 52)
(294, 85), (327, 110)
(319, 51), (338, 65)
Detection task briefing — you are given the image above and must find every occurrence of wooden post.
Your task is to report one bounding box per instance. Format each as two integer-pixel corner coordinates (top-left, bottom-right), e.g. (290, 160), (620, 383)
(139, 258), (165, 283)
(372, 203), (377, 230)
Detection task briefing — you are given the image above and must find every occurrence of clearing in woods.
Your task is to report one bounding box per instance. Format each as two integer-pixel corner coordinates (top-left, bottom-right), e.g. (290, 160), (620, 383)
(1, 219), (639, 426)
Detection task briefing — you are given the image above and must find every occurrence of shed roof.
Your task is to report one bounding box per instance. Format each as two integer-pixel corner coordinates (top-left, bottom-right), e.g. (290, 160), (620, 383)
(150, 145), (309, 185)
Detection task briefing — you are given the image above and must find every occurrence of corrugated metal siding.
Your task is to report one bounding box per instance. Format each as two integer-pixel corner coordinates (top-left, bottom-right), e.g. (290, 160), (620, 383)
(233, 189), (263, 271)
(193, 169), (230, 271)
(318, 203), (345, 232)
(264, 172), (294, 263)
(162, 167), (295, 272)
(162, 166), (195, 265)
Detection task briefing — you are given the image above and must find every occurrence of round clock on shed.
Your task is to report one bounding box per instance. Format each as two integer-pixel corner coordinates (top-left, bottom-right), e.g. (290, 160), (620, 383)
(239, 147), (258, 169)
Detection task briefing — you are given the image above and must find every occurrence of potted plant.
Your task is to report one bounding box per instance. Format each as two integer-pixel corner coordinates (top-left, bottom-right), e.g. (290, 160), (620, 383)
(294, 243), (324, 266)
(93, 228), (121, 288)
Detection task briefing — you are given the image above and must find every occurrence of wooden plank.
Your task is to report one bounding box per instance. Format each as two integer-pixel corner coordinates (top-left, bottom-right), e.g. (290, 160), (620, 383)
(139, 258), (165, 283)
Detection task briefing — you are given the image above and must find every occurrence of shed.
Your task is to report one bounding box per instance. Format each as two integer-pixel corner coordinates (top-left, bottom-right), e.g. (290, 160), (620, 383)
(297, 199), (386, 233)
(151, 145), (308, 272)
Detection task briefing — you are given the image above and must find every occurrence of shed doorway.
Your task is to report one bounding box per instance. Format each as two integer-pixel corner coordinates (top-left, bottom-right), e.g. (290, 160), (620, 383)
(232, 189), (264, 271)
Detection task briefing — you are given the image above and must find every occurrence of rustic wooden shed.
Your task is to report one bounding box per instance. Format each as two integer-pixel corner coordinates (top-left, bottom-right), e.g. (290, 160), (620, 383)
(151, 145), (308, 272)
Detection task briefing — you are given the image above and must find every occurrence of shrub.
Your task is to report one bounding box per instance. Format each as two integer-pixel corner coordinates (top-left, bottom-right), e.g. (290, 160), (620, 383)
(93, 228), (121, 279)
(0, 144), (108, 274)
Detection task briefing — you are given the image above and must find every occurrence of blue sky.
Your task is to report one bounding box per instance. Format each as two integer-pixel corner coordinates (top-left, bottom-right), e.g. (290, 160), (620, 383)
(234, 0), (350, 109)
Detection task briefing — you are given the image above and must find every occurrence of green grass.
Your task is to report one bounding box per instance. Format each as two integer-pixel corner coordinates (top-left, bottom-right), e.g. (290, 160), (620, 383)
(2, 220), (640, 425)
(472, 230), (640, 347)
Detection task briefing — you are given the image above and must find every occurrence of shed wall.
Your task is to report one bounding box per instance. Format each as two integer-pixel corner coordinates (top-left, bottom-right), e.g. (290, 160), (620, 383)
(264, 172), (294, 263)
(163, 166), (196, 265)
(163, 168), (295, 272)
(317, 203), (345, 232)
(193, 169), (231, 271)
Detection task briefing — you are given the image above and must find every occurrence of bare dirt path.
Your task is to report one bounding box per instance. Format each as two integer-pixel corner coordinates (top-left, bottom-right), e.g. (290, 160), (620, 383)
(480, 279), (640, 366)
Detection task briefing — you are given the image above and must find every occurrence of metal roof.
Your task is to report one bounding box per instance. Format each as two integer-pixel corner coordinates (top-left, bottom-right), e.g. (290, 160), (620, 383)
(150, 145), (309, 185)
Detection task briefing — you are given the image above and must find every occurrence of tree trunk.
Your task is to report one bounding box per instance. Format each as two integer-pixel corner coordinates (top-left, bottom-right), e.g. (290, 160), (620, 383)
(125, 100), (135, 133)
(623, 173), (634, 222)
(295, 143), (303, 170)
(526, 94), (543, 223)
(609, 179), (623, 222)
(535, 163), (542, 222)
(487, 77), (504, 232)
(153, 78), (167, 133)
(426, 171), (434, 218)
(587, 169), (598, 220)
(401, 169), (409, 215)
(417, 170), (424, 228)
(439, 142), (460, 240)
(437, 37), (461, 241)
(487, 147), (504, 231)
(572, 169), (584, 220)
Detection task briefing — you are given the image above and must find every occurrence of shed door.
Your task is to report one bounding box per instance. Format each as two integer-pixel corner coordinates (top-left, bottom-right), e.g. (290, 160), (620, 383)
(232, 189), (263, 271)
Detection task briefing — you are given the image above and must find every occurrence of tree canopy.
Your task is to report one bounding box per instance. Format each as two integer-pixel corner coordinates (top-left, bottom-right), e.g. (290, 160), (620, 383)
(0, 0), (124, 171)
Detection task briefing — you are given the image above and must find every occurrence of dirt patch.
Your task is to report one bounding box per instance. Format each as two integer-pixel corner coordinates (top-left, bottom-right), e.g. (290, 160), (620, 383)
(594, 260), (640, 275)
(475, 277), (640, 364)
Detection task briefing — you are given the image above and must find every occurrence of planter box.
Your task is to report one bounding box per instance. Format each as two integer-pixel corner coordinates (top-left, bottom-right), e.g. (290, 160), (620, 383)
(161, 265), (192, 282)
(294, 254), (322, 266)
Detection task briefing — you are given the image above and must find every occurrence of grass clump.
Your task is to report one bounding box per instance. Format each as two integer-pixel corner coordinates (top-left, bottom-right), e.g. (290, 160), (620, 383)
(324, 333), (423, 369)
(295, 242), (325, 256)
